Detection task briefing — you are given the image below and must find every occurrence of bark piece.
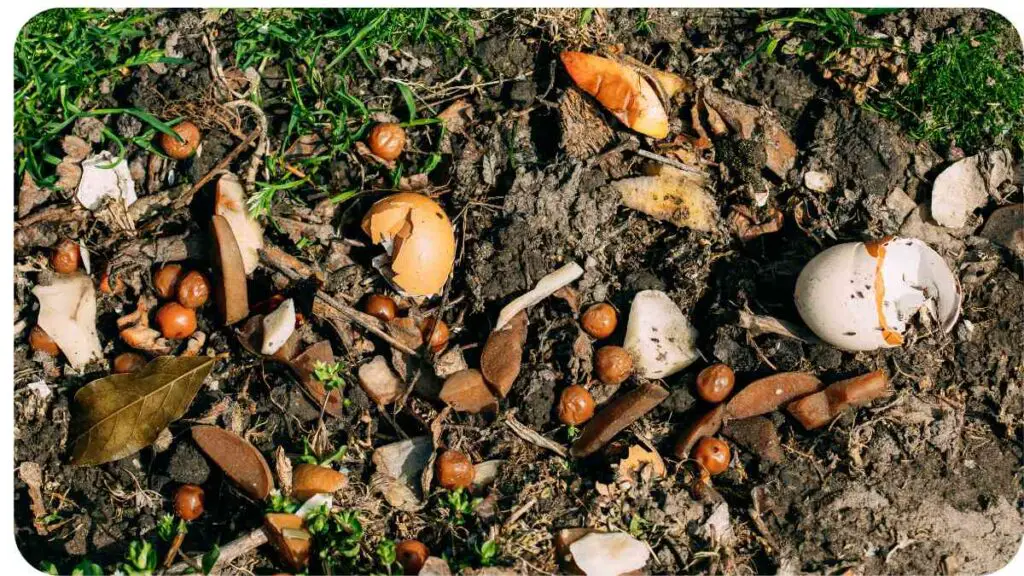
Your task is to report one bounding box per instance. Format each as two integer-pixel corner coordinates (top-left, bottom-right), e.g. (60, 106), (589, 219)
(571, 382), (669, 458)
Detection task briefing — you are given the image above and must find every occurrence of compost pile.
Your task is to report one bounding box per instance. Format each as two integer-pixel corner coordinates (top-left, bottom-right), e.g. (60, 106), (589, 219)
(13, 8), (1024, 576)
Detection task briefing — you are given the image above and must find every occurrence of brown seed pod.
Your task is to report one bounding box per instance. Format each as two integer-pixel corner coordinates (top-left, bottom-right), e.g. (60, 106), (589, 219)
(725, 372), (822, 420)
(174, 484), (205, 521)
(693, 437), (730, 475)
(159, 121), (201, 160)
(51, 239), (81, 274)
(364, 294), (398, 322)
(787, 370), (890, 430)
(28, 325), (60, 356)
(155, 302), (197, 339)
(419, 317), (449, 353)
(696, 364), (735, 403)
(176, 270), (210, 309)
(673, 404), (725, 460)
(594, 345), (633, 385)
(396, 539), (429, 575)
(558, 385), (596, 426)
(153, 264), (184, 300)
(368, 123), (406, 161)
(580, 303), (618, 339)
(435, 450), (474, 490)
(112, 352), (147, 374)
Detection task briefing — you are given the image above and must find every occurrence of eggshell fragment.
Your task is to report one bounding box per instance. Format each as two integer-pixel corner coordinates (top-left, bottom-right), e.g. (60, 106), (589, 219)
(75, 152), (137, 211)
(215, 173), (264, 275)
(560, 51), (669, 138)
(569, 531), (650, 576)
(32, 274), (103, 369)
(361, 193), (456, 298)
(623, 290), (699, 378)
(261, 298), (295, 356)
(613, 170), (719, 232)
(794, 237), (961, 351)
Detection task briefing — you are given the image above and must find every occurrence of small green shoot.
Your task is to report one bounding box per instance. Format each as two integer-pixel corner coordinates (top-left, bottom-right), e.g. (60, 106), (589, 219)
(376, 538), (398, 575)
(201, 545), (220, 575)
(119, 540), (157, 576)
(476, 539), (499, 567)
(313, 360), (347, 392)
(267, 490), (300, 513)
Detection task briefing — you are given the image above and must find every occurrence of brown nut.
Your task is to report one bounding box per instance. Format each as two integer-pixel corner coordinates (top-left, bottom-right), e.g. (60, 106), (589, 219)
(112, 352), (147, 374)
(51, 239), (81, 274)
(153, 264), (184, 300)
(364, 294), (398, 322)
(396, 539), (429, 575)
(696, 364), (735, 403)
(155, 302), (197, 339)
(435, 450), (474, 490)
(159, 121), (201, 160)
(368, 123), (406, 161)
(558, 385), (596, 426)
(176, 270), (210, 309)
(580, 303), (617, 339)
(28, 325), (60, 357)
(594, 345), (633, 385)
(174, 484), (205, 521)
(693, 436), (730, 476)
(419, 317), (449, 353)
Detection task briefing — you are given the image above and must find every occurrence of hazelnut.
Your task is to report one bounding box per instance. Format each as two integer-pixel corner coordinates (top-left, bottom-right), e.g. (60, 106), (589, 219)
(173, 484), (205, 521)
(364, 294), (397, 322)
(581, 303), (617, 339)
(51, 239), (81, 274)
(395, 539), (429, 575)
(696, 364), (735, 403)
(368, 123), (406, 161)
(159, 121), (201, 160)
(176, 270), (210, 309)
(28, 325), (60, 357)
(693, 437), (730, 476)
(558, 385), (596, 426)
(112, 352), (147, 374)
(594, 345), (633, 385)
(435, 450), (474, 490)
(420, 318), (449, 353)
(153, 264), (184, 300)
(155, 302), (197, 339)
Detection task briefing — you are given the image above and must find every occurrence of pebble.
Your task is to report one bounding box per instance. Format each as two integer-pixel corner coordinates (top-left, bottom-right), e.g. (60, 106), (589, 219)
(357, 355), (406, 406)
(419, 557), (453, 576)
(930, 149), (1012, 228)
(803, 170), (834, 192)
(980, 204), (1024, 257)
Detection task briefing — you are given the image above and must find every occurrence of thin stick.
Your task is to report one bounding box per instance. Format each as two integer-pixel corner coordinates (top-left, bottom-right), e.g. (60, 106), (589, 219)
(635, 148), (706, 175)
(162, 531), (185, 568)
(166, 526), (268, 575)
(173, 128), (261, 210)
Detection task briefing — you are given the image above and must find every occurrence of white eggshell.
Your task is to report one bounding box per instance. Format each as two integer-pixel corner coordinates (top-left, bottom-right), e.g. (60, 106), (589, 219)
(570, 532), (649, 576)
(794, 237), (961, 352)
(623, 290), (699, 378)
(32, 274), (103, 369)
(261, 299), (296, 356)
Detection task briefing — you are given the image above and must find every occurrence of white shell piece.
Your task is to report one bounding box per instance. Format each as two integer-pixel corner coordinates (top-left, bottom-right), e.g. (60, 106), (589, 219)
(261, 299), (296, 355)
(623, 290), (699, 378)
(76, 152), (137, 210)
(32, 274), (103, 368)
(570, 532), (649, 576)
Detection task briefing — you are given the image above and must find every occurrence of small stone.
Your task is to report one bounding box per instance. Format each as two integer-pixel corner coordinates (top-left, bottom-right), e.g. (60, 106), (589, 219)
(61, 135), (92, 161)
(885, 187), (917, 222)
(931, 149), (1012, 228)
(357, 355), (405, 405)
(569, 531), (650, 576)
(419, 557), (453, 576)
(721, 417), (783, 463)
(372, 436), (433, 483)
(168, 442), (210, 485)
(803, 170), (834, 192)
(980, 204), (1024, 257)
(439, 369), (497, 413)
(261, 299), (296, 356)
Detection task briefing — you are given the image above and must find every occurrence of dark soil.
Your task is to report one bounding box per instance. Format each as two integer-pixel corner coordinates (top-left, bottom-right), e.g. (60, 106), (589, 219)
(14, 8), (1024, 575)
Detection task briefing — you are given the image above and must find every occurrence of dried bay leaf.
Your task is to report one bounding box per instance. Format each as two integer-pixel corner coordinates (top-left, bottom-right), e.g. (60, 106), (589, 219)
(71, 355), (217, 466)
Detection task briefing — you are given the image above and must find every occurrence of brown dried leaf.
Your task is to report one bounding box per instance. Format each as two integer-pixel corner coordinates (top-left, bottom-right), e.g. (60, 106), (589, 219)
(192, 425), (273, 500)
(617, 445), (667, 481)
(288, 341), (343, 417)
(18, 172), (50, 218)
(71, 356), (217, 466)
(480, 311), (527, 397)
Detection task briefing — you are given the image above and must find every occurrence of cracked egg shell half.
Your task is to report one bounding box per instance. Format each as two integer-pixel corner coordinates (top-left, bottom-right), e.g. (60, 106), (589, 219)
(361, 192), (455, 298)
(795, 237), (961, 352)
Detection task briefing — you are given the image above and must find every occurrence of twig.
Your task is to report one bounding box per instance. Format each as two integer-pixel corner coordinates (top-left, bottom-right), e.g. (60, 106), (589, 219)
(162, 531), (185, 568)
(635, 148), (707, 175)
(224, 99), (270, 188)
(165, 526), (268, 574)
(173, 129), (261, 210)
(505, 413), (568, 458)
(311, 294), (420, 358)
(501, 497), (537, 531)
(260, 244), (325, 283)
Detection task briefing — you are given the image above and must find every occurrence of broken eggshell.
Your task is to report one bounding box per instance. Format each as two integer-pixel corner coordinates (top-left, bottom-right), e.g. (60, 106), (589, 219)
(75, 152), (138, 211)
(560, 51), (669, 139)
(613, 169), (719, 232)
(794, 237), (961, 352)
(215, 173), (264, 275)
(361, 193), (456, 298)
(32, 274), (103, 369)
(623, 290), (699, 378)
(261, 298), (296, 356)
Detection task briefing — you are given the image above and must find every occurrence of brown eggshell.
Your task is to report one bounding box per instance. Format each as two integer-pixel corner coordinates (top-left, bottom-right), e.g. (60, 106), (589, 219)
(361, 193), (455, 297)
(264, 513), (311, 571)
(560, 51), (669, 139)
